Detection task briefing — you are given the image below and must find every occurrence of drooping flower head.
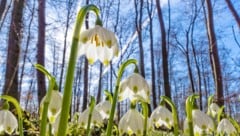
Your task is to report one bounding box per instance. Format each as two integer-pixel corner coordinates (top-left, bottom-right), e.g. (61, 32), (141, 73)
(150, 106), (173, 130)
(95, 100), (115, 119)
(119, 109), (145, 136)
(119, 73), (150, 103)
(41, 90), (63, 124)
(192, 109), (214, 134)
(208, 103), (220, 118)
(79, 25), (119, 66)
(78, 108), (103, 129)
(217, 118), (237, 135)
(0, 110), (18, 135)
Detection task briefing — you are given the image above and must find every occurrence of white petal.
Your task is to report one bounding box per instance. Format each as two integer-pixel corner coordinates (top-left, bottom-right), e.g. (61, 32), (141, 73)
(86, 44), (98, 65)
(95, 101), (112, 119)
(150, 106), (173, 129)
(48, 91), (62, 123)
(119, 109), (144, 135)
(0, 110), (18, 135)
(209, 103), (219, 117)
(217, 118), (237, 135)
(192, 109), (214, 132)
(78, 108), (103, 128)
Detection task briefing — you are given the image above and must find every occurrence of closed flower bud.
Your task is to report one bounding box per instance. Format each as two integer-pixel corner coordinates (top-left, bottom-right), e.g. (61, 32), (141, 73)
(0, 110), (18, 135)
(217, 118), (237, 135)
(78, 108), (103, 129)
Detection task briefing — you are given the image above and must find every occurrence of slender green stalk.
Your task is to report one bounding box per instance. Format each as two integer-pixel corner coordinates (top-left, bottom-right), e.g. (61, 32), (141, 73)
(86, 96), (96, 136)
(0, 95), (24, 136)
(106, 59), (137, 136)
(34, 64), (56, 136)
(161, 96), (179, 136)
(142, 102), (149, 136)
(56, 5), (100, 136)
(185, 94), (199, 136)
(39, 78), (55, 136)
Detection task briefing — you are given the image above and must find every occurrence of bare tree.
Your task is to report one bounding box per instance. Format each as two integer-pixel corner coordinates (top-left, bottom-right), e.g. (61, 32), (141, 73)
(134, 0), (145, 77)
(224, 0), (240, 28)
(0, 0), (7, 21)
(155, 0), (171, 102)
(2, 0), (24, 101)
(36, 0), (46, 105)
(205, 0), (224, 107)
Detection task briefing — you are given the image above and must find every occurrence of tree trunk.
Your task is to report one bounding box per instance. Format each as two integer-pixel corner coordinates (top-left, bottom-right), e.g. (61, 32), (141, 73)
(0, 0), (7, 21)
(37, 0), (46, 105)
(155, 0), (171, 101)
(82, 0), (89, 111)
(96, 63), (103, 103)
(3, 0), (24, 101)
(59, 0), (73, 92)
(225, 0), (240, 28)
(134, 0), (145, 77)
(147, 0), (157, 108)
(205, 0), (224, 107)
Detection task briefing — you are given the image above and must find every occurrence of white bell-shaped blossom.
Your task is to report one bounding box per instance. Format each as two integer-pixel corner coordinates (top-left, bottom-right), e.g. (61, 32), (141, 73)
(119, 73), (150, 103)
(217, 118), (237, 135)
(192, 109), (214, 134)
(95, 100), (116, 119)
(0, 110), (18, 135)
(119, 109), (144, 135)
(150, 106), (173, 129)
(41, 90), (63, 124)
(78, 108), (103, 128)
(79, 25), (119, 66)
(209, 103), (220, 117)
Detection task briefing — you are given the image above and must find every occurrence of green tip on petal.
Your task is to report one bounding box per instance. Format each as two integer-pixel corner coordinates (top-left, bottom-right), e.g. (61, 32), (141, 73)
(103, 60), (109, 66)
(88, 58), (95, 65)
(82, 37), (88, 43)
(106, 40), (112, 48)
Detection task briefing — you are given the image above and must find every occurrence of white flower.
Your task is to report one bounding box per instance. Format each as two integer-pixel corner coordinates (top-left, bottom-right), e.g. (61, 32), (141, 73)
(192, 109), (214, 133)
(209, 103), (220, 117)
(119, 109), (144, 135)
(217, 118), (237, 135)
(78, 108), (103, 128)
(95, 100), (115, 119)
(52, 114), (60, 135)
(79, 25), (119, 66)
(150, 106), (173, 129)
(0, 110), (18, 135)
(41, 91), (62, 124)
(119, 73), (150, 103)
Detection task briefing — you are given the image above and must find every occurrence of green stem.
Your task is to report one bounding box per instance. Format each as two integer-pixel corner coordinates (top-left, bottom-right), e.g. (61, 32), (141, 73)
(106, 59), (137, 136)
(56, 5), (100, 136)
(34, 64), (56, 136)
(142, 102), (148, 136)
(0, 95), (24, 136)
(39, 78), (55, 136)
(185, 94), (199, 136)
(161, 96), (179, 136)
(86, 96), (96, 136)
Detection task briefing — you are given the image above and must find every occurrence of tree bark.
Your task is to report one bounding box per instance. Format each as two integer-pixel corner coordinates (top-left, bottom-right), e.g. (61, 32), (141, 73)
(134, 0), (145, 77)
(96, 63), (103, 103)
(37, 0), (46, 105)
(147, 0), (157, 108)
(155, 0), (171, 101)
(205, 0), (224, 107)
(0, 0), (7, 21)
(3, 0), (24, 101)
(82, 0), (89, 111)
(225, 0), (240, 28)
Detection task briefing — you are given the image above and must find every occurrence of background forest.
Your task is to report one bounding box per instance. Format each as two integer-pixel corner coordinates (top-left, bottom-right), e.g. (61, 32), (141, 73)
(0, 0), (240, 125)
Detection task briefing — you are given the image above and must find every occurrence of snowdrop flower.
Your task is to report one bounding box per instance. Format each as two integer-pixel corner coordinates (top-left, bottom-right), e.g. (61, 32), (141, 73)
(217, 118), (237, 135)
(192, 109), (214, 134)
(79, 25), (119, 66)
(41, 90), (62, 123)
(150, 106), (173, 130)
(119, 73), (150, 103)
(52, 114), (60, 135)
(208, 103), (220, 117)
(119, 109), (144, 135)
(0, 110), (18, 135)
(78, 108), (103, 128)
(95, 100), (115, 119)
